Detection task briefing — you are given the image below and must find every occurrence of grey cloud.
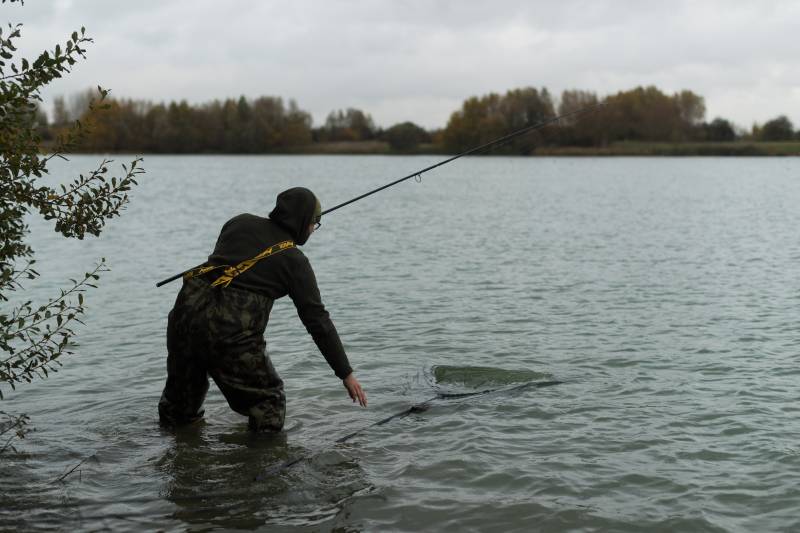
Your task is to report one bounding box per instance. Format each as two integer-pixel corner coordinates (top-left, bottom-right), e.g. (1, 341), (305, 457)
(8, 0), (799, 129)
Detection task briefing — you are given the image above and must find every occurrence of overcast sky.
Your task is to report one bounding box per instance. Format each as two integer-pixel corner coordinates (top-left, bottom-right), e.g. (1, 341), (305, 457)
(10, 0), (800, 130)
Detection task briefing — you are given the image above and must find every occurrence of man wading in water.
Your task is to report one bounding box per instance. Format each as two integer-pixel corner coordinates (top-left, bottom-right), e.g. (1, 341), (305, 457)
(158, 187), (367, 431)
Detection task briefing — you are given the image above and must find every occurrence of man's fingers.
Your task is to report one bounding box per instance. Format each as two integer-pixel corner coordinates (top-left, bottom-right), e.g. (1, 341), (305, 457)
(350, 384), (366, 407)
(343, 374), (367, 407)
(356, 386), (367, 407)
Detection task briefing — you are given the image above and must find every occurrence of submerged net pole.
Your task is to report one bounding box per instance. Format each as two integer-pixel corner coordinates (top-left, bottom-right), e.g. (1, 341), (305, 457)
(254, 379), (564, 481)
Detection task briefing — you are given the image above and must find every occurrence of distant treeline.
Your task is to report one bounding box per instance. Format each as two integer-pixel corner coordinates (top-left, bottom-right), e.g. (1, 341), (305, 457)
(38, 86), (799, 154)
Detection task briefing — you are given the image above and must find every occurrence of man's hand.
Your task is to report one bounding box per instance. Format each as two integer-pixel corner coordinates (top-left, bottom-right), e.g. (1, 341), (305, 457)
(343, 373), (367, 407)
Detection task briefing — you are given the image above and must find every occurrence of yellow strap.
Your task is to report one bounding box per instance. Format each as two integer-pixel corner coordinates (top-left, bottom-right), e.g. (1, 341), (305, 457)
(183, 264), (225, 281)
(209, 240), (295, 288)
(183, 240), (295, 287)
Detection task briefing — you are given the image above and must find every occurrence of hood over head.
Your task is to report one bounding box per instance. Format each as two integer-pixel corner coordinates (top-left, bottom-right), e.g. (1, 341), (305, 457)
(268, 187), (320, 245)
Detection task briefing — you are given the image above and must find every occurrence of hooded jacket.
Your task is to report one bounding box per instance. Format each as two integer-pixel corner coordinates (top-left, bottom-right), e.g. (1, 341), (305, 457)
(205, 188), (352, 379)
(267, 187), (319, 246)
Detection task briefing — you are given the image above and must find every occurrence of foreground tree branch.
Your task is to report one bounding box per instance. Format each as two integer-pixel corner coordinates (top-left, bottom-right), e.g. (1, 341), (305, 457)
(1, 1), (144, 452)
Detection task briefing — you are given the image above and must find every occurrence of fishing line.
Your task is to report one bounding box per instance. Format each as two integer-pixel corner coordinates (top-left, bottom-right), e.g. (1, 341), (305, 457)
(16, 107), (592, 526)
(320, 103), (603, 217)
(155, 103), (602, 287)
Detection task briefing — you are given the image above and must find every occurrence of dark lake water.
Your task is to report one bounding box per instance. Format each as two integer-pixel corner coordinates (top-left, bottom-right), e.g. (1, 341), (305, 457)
(1, 155), (799, 532)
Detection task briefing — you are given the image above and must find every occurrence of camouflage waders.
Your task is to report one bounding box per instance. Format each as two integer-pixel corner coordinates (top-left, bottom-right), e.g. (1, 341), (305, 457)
(158, 277), (285, 431)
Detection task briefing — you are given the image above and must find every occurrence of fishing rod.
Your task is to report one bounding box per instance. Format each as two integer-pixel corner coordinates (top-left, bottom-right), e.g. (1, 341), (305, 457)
(155, 103), (602, 288)
(321, 102), (603, 216)
(254, 379), (564, 481)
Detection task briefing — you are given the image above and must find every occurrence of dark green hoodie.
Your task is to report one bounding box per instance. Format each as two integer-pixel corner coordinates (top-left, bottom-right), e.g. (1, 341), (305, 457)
(206, 187), (352, 379)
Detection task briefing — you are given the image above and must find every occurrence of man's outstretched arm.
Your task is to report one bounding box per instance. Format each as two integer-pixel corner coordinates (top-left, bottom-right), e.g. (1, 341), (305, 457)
(288, 254), (366, 407)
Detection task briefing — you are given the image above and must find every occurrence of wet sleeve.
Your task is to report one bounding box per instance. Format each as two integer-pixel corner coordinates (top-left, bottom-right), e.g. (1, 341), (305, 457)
(287, 254), (353, 379)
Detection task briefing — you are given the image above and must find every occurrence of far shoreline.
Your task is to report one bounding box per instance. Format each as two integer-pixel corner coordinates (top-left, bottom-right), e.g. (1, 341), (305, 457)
(50, 140), (800, 157)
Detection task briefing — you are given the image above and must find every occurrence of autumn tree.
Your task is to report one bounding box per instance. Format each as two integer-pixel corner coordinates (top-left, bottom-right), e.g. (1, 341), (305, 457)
(382, 121), (430, 152)
(442, 87), (555, 154)
(442, 93), (502, 152)
(281, 99), (313, 148)
(759, 115), (794, 141)
(319, 108), (376, 142)
(601, 86), (706, 143)
(674, 89), (706, 139)
(703, 117), (737, 142)
(557, 89), (603, 146)
(73, 94), (314, 153)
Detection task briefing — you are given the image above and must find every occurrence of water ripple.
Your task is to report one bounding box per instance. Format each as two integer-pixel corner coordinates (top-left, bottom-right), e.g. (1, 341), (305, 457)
(3, 156), (800, 531)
